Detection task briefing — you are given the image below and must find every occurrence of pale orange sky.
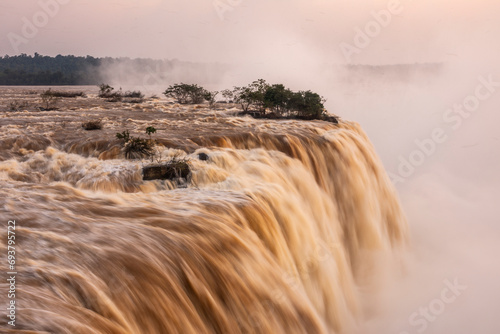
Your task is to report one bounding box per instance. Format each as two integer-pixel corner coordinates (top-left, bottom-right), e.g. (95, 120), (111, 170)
(1, 0), (499, 65)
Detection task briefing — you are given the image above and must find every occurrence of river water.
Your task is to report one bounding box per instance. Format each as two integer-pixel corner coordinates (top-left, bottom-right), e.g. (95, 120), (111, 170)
(0, 87), (407, 333)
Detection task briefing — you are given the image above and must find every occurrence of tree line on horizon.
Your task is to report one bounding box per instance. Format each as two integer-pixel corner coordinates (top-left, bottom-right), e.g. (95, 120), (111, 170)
(0, 53), (103, 85)
(0, 53), (227, 86)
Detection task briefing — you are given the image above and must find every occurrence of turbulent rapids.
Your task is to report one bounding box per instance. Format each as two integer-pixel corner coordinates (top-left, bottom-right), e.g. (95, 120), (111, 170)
(0, 87), (407, 333)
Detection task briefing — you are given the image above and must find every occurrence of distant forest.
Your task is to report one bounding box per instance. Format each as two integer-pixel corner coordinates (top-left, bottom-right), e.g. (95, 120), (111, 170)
(0, 53), (228, 86)
(0, 53), (104, 85)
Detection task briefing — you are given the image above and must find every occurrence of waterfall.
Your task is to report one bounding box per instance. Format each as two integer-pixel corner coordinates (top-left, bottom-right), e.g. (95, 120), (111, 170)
(0, 112), (407, 333)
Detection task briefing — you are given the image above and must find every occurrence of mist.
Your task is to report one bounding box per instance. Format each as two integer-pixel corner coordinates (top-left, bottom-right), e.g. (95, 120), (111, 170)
(2, 0), (500, 332)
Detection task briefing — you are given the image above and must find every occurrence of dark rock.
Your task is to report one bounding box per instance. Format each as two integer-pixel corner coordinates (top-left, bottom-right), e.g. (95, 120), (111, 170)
(198, 152), (209, 161)
(143, 162), (191, 181)
(81, 120), (103, 130)
(322, 115), (339, 124)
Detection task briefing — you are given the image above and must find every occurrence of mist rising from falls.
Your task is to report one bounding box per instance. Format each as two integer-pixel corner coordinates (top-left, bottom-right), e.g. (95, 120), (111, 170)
(0, 117), (407, 333)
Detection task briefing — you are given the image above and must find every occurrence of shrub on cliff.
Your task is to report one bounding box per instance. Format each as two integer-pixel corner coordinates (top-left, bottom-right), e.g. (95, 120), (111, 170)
(263, 85), (326, 118)
(230, 80), (327, 119)
(263, 84), (291, 115)
(232, 79), (269, 113)
(302, 91), (326, 118)
(287, 90), (326, 119)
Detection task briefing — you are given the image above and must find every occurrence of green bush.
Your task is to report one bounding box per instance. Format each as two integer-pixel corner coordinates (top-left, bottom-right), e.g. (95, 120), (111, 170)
(221, 89), (233, 103)
(298, 91), (326, 118)
(98, 84), (114, 98)
(123, 91), (144, 99)
(157, 80), (330, 120)
(266, 88), (326, 118)
(124, 137), (154, 159)
(116, 130), (154, 159)
(123, 90), (145, 103)
(98, 84), (144, 103)
(204, 90), (219, 108)
(163, 83), (207, 104)
(232, 79), (269, 113)
(230, 80), (327, 119)
(263, 84), (291, 115)
(146, 126), (157, 137)
(98, 84), (122, 102)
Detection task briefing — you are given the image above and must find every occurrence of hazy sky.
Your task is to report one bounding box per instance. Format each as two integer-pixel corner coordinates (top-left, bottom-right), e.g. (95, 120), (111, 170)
(2, 0), (499, 65)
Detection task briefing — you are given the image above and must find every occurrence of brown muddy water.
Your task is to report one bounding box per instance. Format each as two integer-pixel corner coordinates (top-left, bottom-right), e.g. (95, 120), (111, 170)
(0, 86), (407, 333)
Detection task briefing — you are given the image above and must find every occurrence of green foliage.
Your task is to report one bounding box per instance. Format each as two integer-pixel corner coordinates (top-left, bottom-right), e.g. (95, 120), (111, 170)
(0, 54), (103, 85)
(204, 90), (219, 108)
(264, 84), (290, 115)
(299, 91), (326, 118)
(116, 130), (155, 159)
(0, 54), (229, 86)
(264, 87), (325, 118)
(232, 79), (269, 113)
(98, 84), (114, 97)
(163, 83), (207, 104)
(116, 130), (130, 142)
(146, 126), (157, 136)
(98, 84), (143, 103)
(221, 89), (233, 102)
(124, 137), (154, 159)
(123, 91), (144, 99)
(98, 84), (122, 101)
(229, 79), (327, 119)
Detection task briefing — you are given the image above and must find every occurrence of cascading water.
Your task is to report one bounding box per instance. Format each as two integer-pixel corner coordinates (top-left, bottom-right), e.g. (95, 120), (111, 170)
(0, 88), (407, 333)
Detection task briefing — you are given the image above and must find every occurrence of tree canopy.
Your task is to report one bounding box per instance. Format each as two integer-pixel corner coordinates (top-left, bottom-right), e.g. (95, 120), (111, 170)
(0, 53), (103, 85)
